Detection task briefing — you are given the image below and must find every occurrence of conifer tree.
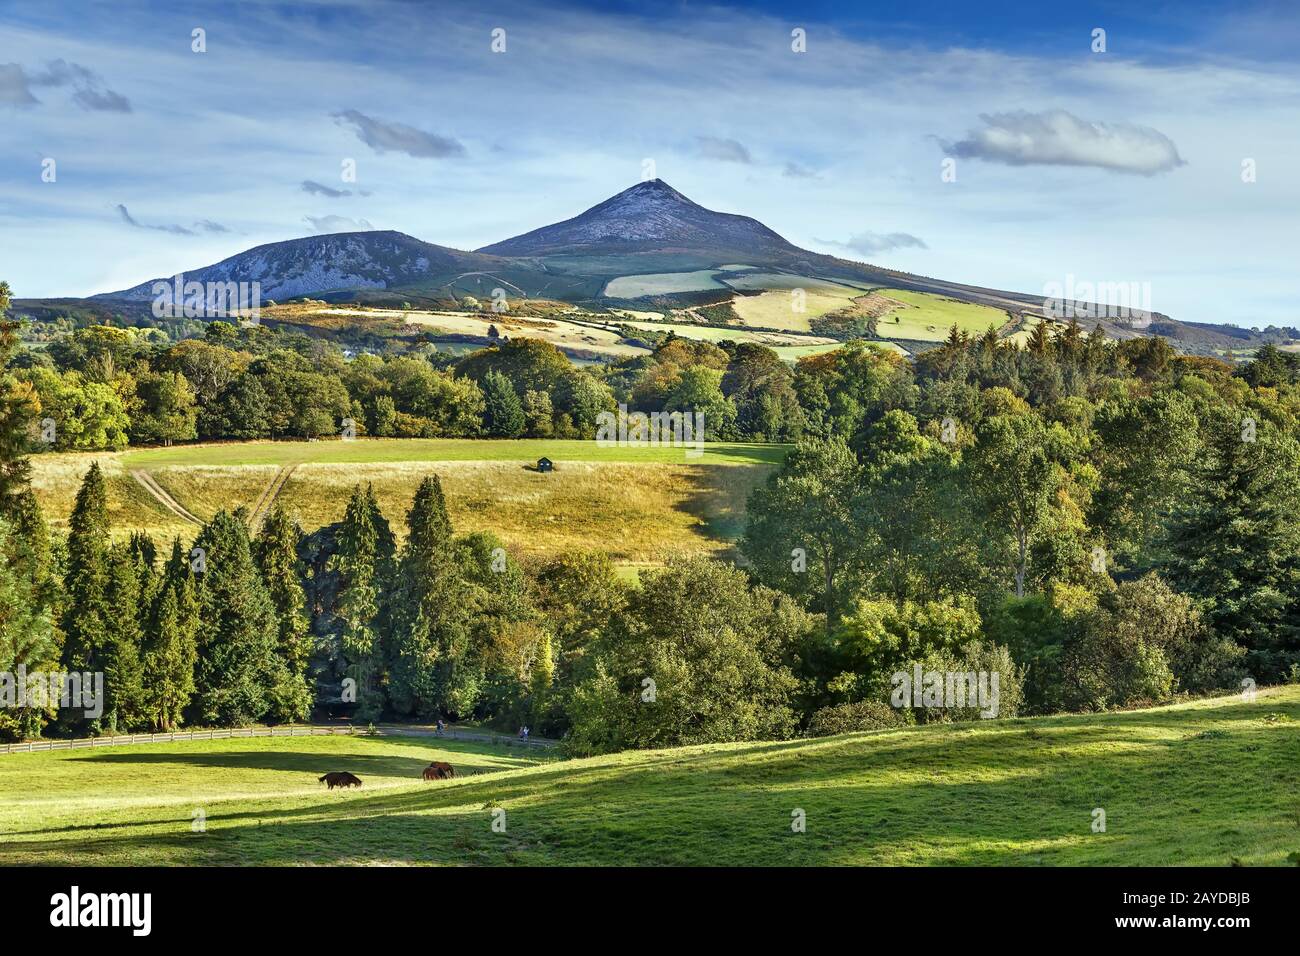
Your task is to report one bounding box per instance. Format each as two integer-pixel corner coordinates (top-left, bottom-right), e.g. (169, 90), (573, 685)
(128, 531), (159, 606)
(1163, 414), (1300, 679)
(331, 485), (393, 720)
(103, 544), (147, 731)
(482, 369), (525, 438)
(143, 585), (197, 730)
(0, 520), (57, 740)
(59, 463), (112, 732)
(254, 505), (313, 722)
(189, 510), (281, 725)
(388, 475), (475, 717)
(10, 488), (57, 613)
(143, 539), (199, 730)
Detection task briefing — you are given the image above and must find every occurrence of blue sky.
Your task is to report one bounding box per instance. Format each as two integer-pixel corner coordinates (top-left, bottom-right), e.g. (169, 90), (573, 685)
(2, 0), (1298, 327)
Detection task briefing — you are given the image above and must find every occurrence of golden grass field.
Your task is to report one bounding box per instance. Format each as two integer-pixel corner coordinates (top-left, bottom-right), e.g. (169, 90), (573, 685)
(322, 306), (650, 359)
(29, 440), (779, 565)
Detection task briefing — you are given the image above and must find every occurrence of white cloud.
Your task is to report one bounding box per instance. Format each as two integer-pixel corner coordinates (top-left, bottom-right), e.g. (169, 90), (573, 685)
(304, 215), (374, 233)
(116, 204), (226, 236)
(696, 136), (752, 164)
(302, 180), (350, 197)
(333, 109), (464, 158)
(0, 63), (38, 105)
(942, 109), (1185, 175)
(22, 58), (132, 111)
(819, 231), (928, 255)
(1, 1), (1296, 326)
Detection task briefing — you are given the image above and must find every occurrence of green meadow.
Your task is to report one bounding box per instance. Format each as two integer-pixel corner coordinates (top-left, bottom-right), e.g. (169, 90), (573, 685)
(3, 687), (1296, 866)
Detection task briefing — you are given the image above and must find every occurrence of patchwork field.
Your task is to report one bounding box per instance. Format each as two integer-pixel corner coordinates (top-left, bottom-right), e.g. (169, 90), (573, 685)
(321, 306), (650, 359)
(29, 439), (784, 563)
(599, 268), (1010, 351)
(618, 319), (839, 348)
(871, 288), (1012, 342)
(603, 270), (727, 297)
(729, 276), (870, 332)
(3, 686), (1295, 866)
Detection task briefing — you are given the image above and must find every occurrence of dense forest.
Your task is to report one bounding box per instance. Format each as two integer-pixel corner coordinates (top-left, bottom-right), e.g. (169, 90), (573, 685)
(2, 279), (1300, 752)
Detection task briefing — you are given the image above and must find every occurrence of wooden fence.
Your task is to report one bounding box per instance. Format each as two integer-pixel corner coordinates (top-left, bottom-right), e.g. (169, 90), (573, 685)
(0, 724), (554, 755)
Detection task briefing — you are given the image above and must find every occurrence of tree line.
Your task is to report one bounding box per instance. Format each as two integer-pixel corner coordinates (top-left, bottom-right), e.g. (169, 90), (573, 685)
(4, 280), (1300, 750)
(11, 316), (809, 449)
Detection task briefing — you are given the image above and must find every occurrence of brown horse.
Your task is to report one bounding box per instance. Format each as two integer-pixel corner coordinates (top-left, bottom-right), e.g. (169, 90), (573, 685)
(422, 761), (455, 781)
(319, 771), (362, 789)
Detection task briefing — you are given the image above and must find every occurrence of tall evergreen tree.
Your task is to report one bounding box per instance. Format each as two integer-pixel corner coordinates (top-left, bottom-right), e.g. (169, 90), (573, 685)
(10, 488), (57, 614)
(330, 485), (393, 720)
(254, 505), (314, 722)
(189, 510), (281, 725)
(59, 463), (112, 732)
(1163, 414), (1300, 679)
(481, 369), (525, 438)
(103, 543), (147, 731)
(0, 520), (57, 741)
(388, 475), (474, 718)
(143, 539), (199, 730)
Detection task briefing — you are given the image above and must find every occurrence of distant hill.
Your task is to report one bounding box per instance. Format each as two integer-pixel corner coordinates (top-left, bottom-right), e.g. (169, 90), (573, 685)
(15, 179), (1287, 357)
(478, 179), (801, 260)
(94, 230), (507, 303)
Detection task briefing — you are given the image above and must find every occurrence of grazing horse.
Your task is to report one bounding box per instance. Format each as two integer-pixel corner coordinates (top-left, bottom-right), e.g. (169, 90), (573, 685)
(319, 771), (362, 789)
(422, 761), (455, 781)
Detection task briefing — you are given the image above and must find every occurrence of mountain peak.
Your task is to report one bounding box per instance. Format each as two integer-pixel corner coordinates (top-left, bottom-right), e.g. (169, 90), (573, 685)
(95, 230), (483, 302)
(476, 180), (798, 259)
(618, 178), (690, 199)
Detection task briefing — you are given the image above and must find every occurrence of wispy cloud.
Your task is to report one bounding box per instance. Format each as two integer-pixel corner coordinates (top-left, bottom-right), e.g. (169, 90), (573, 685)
(72, 86), (131, 112)
(820, 231), (928, 255)
(4, 0), (1296, 326)
(15, 59), (133, 112)
(0, 63), (38, 105)
(941, 109), (1184, 175)
(302, 179), (350, 197)
(332, 109), (464, 158)
(782, 161), (819, 179)
(696, 136), (752, 164)
(116, 204), (226, 236)
(304, 214), (374, 233)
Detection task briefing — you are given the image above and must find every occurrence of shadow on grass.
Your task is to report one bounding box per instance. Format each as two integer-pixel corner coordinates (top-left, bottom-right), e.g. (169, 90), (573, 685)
(5, 693), (1297, 866)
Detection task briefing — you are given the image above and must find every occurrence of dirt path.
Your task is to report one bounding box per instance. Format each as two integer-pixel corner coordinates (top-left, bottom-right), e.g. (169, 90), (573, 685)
(248, 464), (297, 529)
(129, 470), (203, 525)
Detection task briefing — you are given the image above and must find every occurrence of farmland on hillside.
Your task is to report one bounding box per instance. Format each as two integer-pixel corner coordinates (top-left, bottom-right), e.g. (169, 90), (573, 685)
(871, 288), (1012, 342)
(29, 439), (785, 562)
(603, 270), (728, 297)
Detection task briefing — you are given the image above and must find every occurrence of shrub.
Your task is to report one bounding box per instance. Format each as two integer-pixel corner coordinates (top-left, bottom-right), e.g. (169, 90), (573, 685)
(893, 641), (1025, 723)
(807, 699), (903, 737)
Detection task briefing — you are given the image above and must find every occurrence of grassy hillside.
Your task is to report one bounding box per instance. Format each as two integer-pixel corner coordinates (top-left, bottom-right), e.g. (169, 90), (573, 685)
(3, 687), (1296, 866)
(29, 438), (785, 563)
